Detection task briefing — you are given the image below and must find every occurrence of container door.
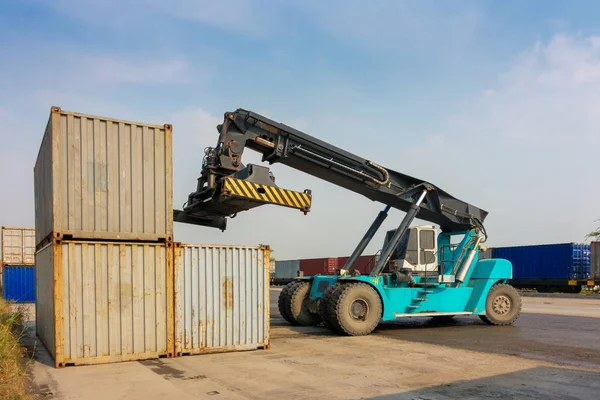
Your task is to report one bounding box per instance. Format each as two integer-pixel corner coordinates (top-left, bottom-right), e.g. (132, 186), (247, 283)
(2, 228), (24, 265)
(23, 230), (35, 265)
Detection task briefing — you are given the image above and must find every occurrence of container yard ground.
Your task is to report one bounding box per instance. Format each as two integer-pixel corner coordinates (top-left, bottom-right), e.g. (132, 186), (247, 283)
(24, 289), (600, 400)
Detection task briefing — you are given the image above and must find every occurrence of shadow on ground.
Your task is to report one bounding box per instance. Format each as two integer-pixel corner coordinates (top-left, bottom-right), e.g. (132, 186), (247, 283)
(364, 366), (600, 400)
(373, 314), (600, 370)
(271, 310), (600, 370)
(21, 321), (55, 369)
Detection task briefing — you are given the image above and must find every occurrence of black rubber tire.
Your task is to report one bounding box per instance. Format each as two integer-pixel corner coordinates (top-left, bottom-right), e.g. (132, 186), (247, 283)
(328, 282), (382, 336)
(480, 283), (522, 326)
(286, 281), (321, 326)
(277, 281), (298, 324)
(317, 282), (343, 330)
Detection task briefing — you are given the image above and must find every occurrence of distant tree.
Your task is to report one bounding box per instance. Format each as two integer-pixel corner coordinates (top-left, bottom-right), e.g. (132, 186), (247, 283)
(586, 219), (600, 241)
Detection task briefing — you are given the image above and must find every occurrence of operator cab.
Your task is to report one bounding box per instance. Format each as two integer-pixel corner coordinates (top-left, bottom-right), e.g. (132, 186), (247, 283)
(384, 225), (438, 274)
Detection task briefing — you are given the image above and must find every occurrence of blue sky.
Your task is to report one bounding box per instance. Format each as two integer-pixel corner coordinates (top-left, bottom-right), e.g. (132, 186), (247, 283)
(1, 1), (600, 259)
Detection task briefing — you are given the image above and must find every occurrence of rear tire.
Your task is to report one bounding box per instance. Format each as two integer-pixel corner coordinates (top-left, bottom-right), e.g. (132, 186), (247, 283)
(480, 283), (522, 326)
(283, 281), (321, 326)
(328, 283), (382, 336)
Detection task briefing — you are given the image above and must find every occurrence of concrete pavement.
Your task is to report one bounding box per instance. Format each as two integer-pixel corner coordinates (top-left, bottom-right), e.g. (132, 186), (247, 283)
(25, 290), (600, 400)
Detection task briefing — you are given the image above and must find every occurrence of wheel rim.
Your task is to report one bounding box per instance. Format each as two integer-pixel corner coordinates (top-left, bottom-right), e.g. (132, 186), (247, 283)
(492, 294), (511, 315)
(350, 298), (369, 321)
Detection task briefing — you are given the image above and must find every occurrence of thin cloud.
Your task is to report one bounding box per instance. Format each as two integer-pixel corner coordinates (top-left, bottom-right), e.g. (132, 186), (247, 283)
(398, 33), (600, 246)
(33, 0), (278, 35)
(81, 55), (191, 85)
(297, 1), (482, 55)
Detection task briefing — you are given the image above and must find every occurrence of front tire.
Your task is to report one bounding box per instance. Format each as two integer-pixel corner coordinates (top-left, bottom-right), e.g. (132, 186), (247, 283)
(479, 283), (522, 326)
(328, 283), (382, 336)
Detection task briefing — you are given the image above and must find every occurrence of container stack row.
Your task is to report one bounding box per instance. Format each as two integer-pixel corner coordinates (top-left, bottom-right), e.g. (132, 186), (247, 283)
(33, 106), (174, 367)
(272, 255), (376, 285)
(1, 227), (36, 302)
(33, 107), (270, 368)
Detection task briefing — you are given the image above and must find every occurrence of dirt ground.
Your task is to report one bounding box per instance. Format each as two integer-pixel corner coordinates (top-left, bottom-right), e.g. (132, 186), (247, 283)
(23, 290), (600, 400)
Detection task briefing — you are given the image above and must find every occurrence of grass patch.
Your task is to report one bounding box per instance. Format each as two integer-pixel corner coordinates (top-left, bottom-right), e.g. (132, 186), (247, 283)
(0, 298), (30, 400)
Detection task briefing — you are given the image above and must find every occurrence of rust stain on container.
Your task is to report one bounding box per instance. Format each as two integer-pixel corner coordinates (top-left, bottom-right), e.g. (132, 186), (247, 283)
(222, 277), (234, 310)
(199, 320), (205, 348)
(36, 240), (170, 368)
(174, 244), (270, 356)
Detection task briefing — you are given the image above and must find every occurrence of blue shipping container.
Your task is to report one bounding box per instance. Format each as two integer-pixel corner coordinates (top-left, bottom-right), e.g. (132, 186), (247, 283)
(492, 243), (591, 280)
(2, 265), (35, 303)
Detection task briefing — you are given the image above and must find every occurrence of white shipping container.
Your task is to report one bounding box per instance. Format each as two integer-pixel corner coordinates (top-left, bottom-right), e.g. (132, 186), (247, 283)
(35, 240), (174, 368)
(1, 227), (35, 265)
(34, 106), (173, 246)
(174, 243), (270, 356)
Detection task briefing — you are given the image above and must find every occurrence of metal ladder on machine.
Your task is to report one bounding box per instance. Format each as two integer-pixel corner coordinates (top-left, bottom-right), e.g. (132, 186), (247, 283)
(361, 248), (437, 313)
(407, 261), (438, 312)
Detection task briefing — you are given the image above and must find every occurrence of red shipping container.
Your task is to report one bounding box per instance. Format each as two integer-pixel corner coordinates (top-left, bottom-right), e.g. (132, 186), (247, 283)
(299, 257), (339, 276)
(338, 255), (377, 275)
(297, 255), (377, 276)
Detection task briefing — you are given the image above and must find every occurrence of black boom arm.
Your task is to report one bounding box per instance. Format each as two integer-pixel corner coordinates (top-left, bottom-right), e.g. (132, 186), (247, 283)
(176, 109), (488, 232)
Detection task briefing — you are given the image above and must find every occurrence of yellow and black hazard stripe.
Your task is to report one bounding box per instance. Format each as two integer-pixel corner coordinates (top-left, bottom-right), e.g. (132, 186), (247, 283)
(221, 177), (311, 211)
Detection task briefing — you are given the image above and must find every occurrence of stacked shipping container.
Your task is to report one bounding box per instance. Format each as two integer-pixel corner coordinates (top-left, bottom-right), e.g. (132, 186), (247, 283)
(2, 227), (35, 265)
(34, 106), (175, 367)
(34, 107), (173, 246)
(35, 241), (174, 366)
(1, 227), (36, 302)
(34, 106), (270, 368)
(273, 255), (377, 284)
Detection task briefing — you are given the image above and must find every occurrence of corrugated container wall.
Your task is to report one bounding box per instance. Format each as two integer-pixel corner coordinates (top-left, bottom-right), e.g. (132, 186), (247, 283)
(337, 255), (376, 274)
(2, 227), (35, 265)
(299, 257), (339, 276)
(2, 266), (35, 303)
(34, 107), (173, 246)
(492, 243), (590, 280)
(591, 242), (600, 280)
(35, 240), (174, 367)
(174, 244), (270, 356)
(274, 260), (300, 279)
